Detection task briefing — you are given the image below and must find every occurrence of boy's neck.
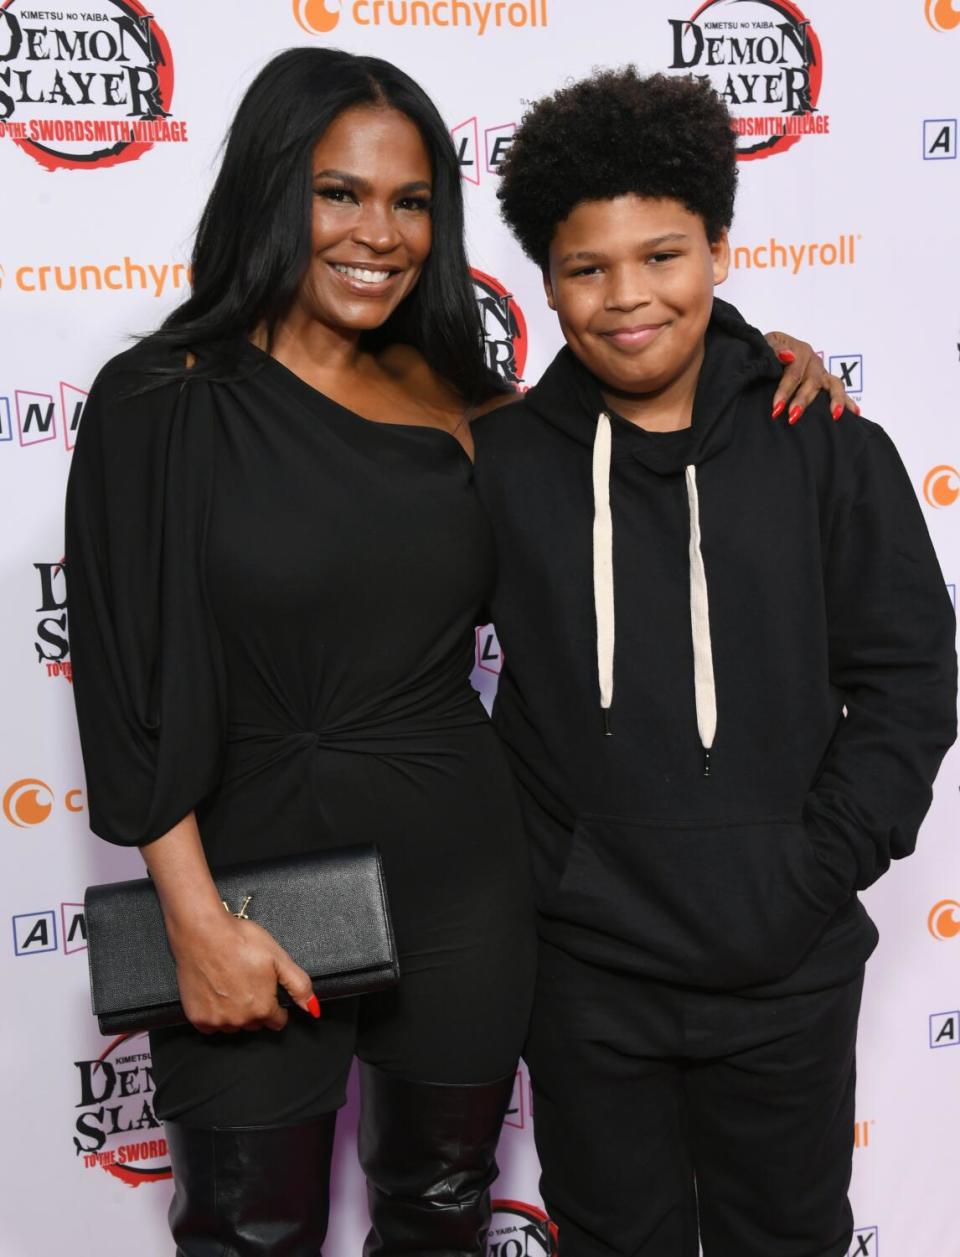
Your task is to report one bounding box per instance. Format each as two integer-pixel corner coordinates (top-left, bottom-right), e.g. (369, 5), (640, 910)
(600, 341), (704, 433)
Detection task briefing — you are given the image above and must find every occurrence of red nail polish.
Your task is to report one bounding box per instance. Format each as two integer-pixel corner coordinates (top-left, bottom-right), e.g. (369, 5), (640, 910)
(788, 405), (802, 425)
(777, 350), (796, 364)
(832, 404), (843, 421)
(852, 401), (861, 415)
(307, 994), (321, 1019)
(771, 399), (786, 420)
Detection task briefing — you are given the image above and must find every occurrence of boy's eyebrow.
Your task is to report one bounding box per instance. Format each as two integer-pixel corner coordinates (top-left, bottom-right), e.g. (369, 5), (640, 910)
(557, 233), (690, 265)
(312, 169), (432, 195)
(642, 233), (690, 248)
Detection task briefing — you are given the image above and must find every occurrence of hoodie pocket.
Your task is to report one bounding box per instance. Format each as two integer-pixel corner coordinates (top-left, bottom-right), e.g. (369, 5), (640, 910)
(554, 814), (851, 989)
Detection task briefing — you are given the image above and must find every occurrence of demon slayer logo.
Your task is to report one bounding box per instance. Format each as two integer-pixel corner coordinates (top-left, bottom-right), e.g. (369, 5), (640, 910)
(0, 1), (182, 172)
(487, 1200), (558, 1256)
(35, 558), (70, 680)
(471, 268), (528, 386)
(668, 0), (826, 160)
(73, 1031), (171, 1186)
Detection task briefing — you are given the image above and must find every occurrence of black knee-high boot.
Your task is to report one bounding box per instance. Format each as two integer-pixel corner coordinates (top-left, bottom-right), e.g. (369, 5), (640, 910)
(358, 1064), (515, 1256)
(165, 1114), (337, 1255)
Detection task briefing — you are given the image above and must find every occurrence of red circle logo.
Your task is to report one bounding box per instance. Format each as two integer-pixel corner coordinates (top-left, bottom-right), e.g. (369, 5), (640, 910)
(73, 1031), (171, 1186)
(471, 268), (528, 386)
(669, 0), (825, 161)
(488, 1200), (558, 1254)
(0, 1), (177, 171)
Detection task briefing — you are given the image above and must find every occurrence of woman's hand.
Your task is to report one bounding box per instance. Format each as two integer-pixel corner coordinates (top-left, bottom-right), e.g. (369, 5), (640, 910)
(764, 331), (861, 426)
(139, 812), (320, 1035)
(167, 911), (319, 1034)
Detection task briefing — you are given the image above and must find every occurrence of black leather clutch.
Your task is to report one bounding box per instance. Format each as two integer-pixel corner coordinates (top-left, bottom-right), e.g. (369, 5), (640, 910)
(84, 845), (399, 1034)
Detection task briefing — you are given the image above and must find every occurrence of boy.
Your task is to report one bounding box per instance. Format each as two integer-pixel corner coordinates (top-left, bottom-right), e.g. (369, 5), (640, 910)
(473, 70), (957, 1256)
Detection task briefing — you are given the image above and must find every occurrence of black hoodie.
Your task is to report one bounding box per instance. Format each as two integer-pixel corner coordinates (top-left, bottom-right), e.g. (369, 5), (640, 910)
(473, 300), (957, 995)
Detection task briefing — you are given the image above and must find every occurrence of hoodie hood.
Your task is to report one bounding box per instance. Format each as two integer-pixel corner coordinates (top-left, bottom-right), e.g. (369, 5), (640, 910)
(523, 298), (781, 761)
(525, 297), (781, 477)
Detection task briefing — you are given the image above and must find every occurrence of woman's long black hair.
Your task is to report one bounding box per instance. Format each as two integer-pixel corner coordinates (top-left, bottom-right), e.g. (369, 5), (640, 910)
(154, 48), (506, 405)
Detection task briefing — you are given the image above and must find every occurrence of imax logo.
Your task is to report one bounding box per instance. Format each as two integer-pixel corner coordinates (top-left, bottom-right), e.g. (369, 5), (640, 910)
(847, 1226), (878, 1255)
(0, 383), (88, 451)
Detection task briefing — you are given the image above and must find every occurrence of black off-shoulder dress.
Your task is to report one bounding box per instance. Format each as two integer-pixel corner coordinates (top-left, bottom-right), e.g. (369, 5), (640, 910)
(65, 340), (534, 1125)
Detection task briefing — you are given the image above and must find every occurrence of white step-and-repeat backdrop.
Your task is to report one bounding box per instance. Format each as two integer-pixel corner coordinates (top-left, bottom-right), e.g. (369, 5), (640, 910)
(1, 2), (957, 1254)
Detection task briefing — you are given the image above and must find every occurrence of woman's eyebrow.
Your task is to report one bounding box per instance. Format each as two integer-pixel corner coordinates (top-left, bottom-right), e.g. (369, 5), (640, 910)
(312, 169), (432, 195)
(313, 168), (368, 189)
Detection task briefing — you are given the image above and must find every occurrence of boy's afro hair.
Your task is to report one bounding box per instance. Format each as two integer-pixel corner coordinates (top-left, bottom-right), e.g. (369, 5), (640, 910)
(497, 68), (737, 268)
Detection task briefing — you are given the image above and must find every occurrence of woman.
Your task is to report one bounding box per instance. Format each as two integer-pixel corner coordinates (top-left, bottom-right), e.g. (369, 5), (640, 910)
(65, 47), (851, 1255)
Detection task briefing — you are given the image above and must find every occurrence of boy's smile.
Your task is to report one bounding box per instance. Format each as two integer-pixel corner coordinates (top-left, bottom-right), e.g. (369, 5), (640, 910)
(544, 195), (729, 429)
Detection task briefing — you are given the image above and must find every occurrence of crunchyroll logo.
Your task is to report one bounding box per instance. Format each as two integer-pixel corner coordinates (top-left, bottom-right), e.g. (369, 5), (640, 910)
(293, 0), (548, 36)
(293, 0), (342, 32)
(3, 778), (54, 827)
(925, 0), (960, 31)
(2, 779), (84, 825)
(923, 465), (960, 508)
(928, 899), (960, 940)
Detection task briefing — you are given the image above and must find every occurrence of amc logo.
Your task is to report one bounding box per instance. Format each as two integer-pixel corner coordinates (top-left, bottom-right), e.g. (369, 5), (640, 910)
(923, 118), (957, 159)
(3, 779), (84, 828)
(930, 1010), (959, 1048)
(12, 903), (86, 957)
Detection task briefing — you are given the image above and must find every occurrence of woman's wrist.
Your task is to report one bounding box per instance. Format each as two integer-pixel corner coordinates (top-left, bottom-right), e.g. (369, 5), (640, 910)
(163, 894), (233, 949)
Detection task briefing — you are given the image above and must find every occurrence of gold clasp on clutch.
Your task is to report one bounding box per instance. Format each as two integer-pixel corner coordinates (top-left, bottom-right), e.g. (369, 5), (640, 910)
(222, 895), (253, 920)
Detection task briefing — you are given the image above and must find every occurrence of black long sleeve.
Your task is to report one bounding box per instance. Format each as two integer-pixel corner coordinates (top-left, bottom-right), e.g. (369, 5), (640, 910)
(64, 345), (226, 846)
(805, 426), (957, 893)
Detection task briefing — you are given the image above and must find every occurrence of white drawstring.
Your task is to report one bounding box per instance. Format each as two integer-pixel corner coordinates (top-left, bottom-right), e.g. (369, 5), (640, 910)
(685, 464), (717, 774)
(590, 417), (718, 770)
(592, 413), (615, 735)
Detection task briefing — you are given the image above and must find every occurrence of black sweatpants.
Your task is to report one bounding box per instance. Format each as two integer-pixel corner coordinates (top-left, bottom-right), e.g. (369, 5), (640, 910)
(525, 941), (863, 1257)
